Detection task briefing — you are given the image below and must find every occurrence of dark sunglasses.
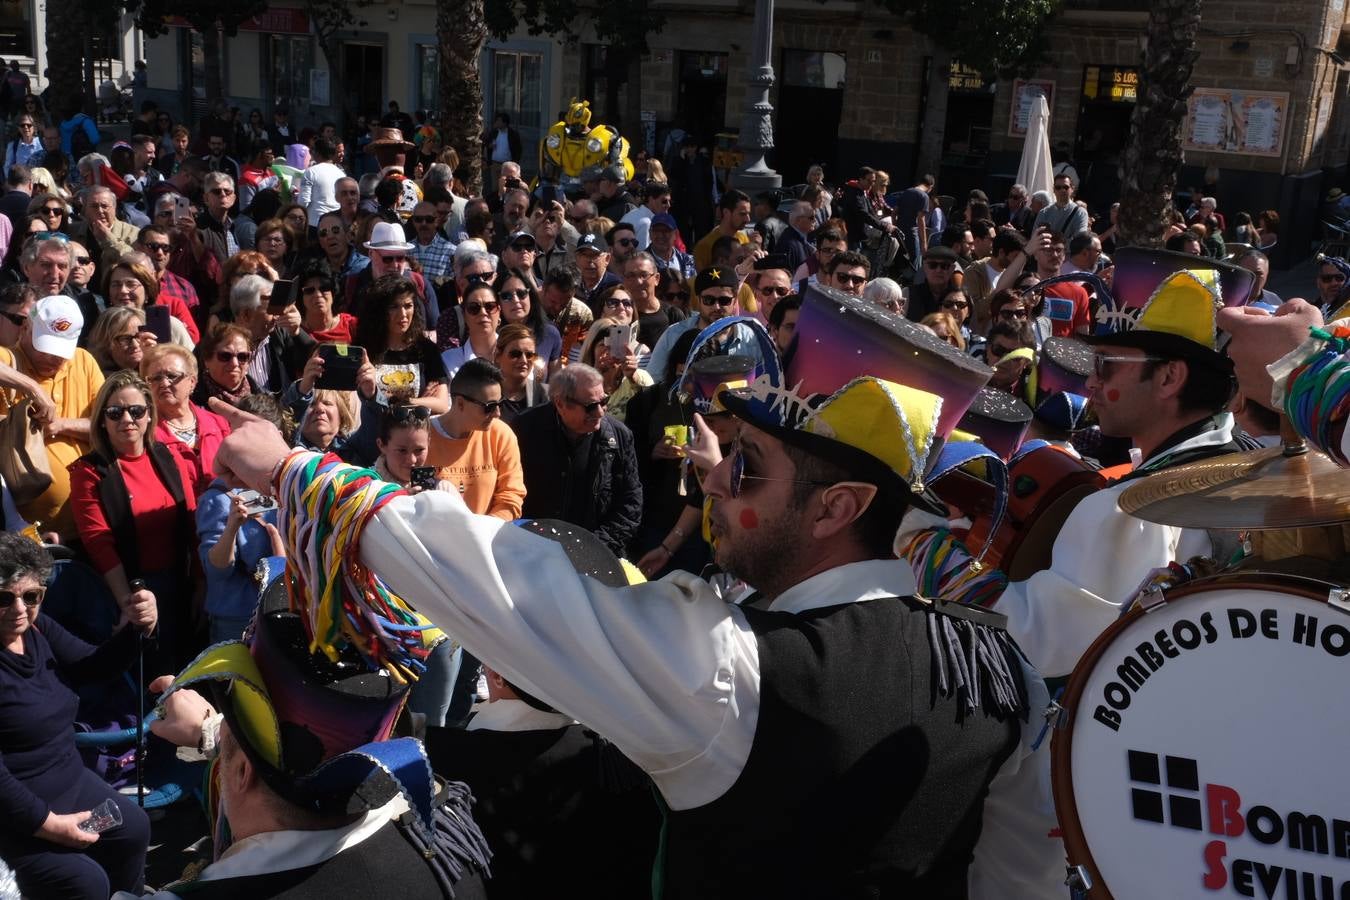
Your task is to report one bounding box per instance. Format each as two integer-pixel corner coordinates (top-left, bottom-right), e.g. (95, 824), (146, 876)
(509, 242), (535, 252)
(998, 307), (1029, 319)
(465, 270), (495, 284)
(146, 371), (188, 386)
(924, 260), (954, 270)
(214, 351), (252, 365)
(729, 439), (834, 499)
(700, 293), (736, 308)
(565, 394), (609, 415)
(379, 255), (408, 264)
(758, 285), (791, 297)
(389, 404), (431, 423)
(40, 206), (62, 216)
(460, 395), (503, 414)
(104, 404), (149, 421)
(0, 310), (25, 327)
(614, 238), (638, 248)
(464, 301), (499, 315)
(141, 242), (171, 253)
(0, 587), (43, 607)
(505, 348), (537, 360)
(604, 297), (634, 308)
(1321, 274), (1346, 283)
(74, 255), (92, 266)
(942, 300), (969, 310)
(411, 216), (437, 224)
(301, 284), (329, 296)
(834, 273), (867, 287)
(498, 289), (529, 301)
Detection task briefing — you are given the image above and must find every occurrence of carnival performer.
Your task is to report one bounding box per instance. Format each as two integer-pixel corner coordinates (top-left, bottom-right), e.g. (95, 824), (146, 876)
(994, 270), (1251, 678)
(199, 364), (1045, 899)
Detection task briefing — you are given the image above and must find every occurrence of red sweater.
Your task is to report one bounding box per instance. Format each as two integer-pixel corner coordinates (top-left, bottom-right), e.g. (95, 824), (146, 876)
(69, 448), (197, 575)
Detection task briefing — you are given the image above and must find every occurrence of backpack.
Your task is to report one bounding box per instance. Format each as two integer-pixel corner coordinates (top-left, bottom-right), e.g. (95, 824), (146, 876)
(70, 115), (96, 160)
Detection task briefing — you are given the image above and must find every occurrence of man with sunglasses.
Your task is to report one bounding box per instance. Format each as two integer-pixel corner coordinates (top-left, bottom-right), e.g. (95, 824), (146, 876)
(906, 245), (961, 321)
(315, 211), (369, 292)
(994, 270), (1249, 681)
(963, 229), (1026, 334)
(424, 358), (525, 521)
(134, 225), (202, 341)
(824, 251), (870, 298)
(1315, 257), (1347, 314)
(510, 362), (642, 556)
(646, 266), (743, 387)
(348, 221), (440, 326)
(409, 201), (455, 282)
(605, 221), (641, 271)
(747, 254), (793, 324)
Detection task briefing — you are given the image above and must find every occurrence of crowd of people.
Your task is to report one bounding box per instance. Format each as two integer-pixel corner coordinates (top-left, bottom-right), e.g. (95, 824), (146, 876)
(0, 90), (1338, 900)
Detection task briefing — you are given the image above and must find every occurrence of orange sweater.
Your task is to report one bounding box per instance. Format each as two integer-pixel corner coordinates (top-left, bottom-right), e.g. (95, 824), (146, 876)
(426, 417), (526, 520)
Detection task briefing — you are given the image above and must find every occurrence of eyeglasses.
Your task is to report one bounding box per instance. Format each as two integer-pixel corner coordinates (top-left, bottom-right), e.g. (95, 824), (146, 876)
(700, 293), (736, 307)
(389, 404), (431, 423)
(464, 270), (495, 283)
(924, 260), (953, 270)
(818, 247), (839, 258)
(942, 300), (969, 310)
(214, 350), (252, 365)
(318, 226), (346, 237)
(112, 334), (140, 348)
(833, 273), (867, 287)
(758, 285), (792, 297)
(498, 289), (529, 301)
(460, 394), (503, 414)
(17, 122), (33, 129)
(104, 404), (149, 421)
(464, 301), (499, 315)
(1092, 353), (1165, 379)
(0, 310), (25, 327)
(0, 587), (43, 607)
(626, 269), (657, 280)
(729, 439), (835, 499)
(998, 307), (1029, 319)
(141, 242), (171, 253)
(147, 371), (188, 386)
(411, 216), (437, 224)
(564, 394), (609, 415)
(379, 255), (407, 264)
(505, 348), (537, 360)
(614, 238), (638, 248)
(301, 284), (329, 296)
(74, 255), (92, 266)
(604, 297), (634, 309)
(40, 206), (62, 216)
(209, 188), (235, 196)
(1320, 273), (1346, 283)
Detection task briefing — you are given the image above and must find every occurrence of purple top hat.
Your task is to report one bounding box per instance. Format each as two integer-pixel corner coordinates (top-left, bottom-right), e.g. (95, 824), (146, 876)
(1036, 336), (1094, 400)
(1103, 247), (1255, 333)
(783, 283), (992, 438)
(956, 387), (1033, 461)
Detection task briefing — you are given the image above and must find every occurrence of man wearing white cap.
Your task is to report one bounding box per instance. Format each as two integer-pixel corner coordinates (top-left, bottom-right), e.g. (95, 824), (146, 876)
(345, 221), (440, 326)
(0, 295), (103, 540)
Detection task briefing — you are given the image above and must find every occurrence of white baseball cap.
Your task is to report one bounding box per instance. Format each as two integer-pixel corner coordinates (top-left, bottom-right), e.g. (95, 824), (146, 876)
(30, 294), (83, 360)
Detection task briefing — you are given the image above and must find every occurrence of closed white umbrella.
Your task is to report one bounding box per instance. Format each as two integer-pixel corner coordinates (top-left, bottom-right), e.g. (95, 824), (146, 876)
(1016, 93), (1054, 197)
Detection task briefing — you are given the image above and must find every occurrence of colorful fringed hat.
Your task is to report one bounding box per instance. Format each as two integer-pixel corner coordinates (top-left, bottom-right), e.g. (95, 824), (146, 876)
(1086, 267), (1233, 373)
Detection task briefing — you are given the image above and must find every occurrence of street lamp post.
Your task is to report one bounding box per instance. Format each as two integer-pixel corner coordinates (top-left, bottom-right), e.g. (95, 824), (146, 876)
(730, 0), (781, 192)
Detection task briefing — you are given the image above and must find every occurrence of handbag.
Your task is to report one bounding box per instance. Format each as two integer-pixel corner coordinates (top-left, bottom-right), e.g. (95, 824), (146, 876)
(0, 396), (52, 507)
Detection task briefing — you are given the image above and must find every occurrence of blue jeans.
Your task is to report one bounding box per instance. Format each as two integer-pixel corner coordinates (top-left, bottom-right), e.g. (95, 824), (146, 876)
(406, 640), (462, 729)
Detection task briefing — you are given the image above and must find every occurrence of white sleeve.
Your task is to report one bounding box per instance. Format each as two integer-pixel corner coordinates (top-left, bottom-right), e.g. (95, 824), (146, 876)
(994, 485), (1199, 678)
(360, 489), (760, 809)
(0, 476), (27, 532)
(295, 170), (313, 212)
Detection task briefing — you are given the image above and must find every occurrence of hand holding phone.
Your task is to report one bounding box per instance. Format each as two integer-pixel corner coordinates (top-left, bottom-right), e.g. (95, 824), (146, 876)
(409, 466), (438, 491)
(142, 304), (172, 343)
(315, 343), (364, 391)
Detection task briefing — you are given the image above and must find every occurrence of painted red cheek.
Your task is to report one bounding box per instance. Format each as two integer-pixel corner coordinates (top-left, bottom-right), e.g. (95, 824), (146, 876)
(1105, 388), (1120, 403)
(739, 508), (759, 530)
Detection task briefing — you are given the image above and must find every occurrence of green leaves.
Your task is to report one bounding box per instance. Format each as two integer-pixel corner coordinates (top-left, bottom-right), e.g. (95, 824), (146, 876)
(878, 0), (1062, 78)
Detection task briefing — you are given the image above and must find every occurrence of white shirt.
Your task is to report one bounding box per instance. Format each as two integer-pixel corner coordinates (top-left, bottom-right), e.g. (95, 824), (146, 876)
(440, 341), (480, 380)
(353, 479), (1059, 894)
(467, 698), (576, 732)
(620, 205), (656, 249)
(995, 416), (1233, 678)
(491, 129), (512, 163)
(297, 161), (348, 226)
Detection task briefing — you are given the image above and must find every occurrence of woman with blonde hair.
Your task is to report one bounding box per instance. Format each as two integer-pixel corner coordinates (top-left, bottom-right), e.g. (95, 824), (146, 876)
(920, 310), (966, 351)
(86, 306), (152, 375)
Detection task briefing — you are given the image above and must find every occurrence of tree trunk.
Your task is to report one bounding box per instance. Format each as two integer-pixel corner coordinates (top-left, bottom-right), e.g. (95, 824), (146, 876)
(46, 0), (85, 118)
(1116, 0), (1202, 248)
(438, 0), (487, 195)
(914, 46), (950, 180)
(202, 25), (224, 104)
(625, 52), (643, 152)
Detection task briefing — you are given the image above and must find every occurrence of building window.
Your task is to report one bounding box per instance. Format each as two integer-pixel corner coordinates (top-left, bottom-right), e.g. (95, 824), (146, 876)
(270, 35), (312, 107)
(417, 44), (439, 111)
(781, 50), (846, 90)
(491, 50), (543, 127)
(0, 0), (31, 56)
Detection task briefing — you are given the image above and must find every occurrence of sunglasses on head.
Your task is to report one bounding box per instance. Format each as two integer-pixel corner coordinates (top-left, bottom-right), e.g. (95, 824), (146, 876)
(0, 587), (43, 607)
(104, 404), (149, 421)
(389, 404), (431, 423)
(215, 350), (251, 365)
(565, 394), (609, 415)
(464, 301), (499, 315)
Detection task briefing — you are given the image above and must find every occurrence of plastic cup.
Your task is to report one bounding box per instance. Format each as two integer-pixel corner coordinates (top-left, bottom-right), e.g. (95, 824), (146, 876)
(78, 798), (122, 834)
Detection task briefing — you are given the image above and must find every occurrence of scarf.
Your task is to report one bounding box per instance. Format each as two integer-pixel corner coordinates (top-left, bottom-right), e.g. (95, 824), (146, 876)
(201, 373), (253, 408)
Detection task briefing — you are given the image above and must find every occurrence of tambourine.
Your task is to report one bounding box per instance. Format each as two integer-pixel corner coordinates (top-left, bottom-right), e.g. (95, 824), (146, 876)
(1050, 572), (1350, 898)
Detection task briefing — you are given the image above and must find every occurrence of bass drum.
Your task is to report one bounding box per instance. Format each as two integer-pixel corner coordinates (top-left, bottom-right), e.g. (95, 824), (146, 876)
(1050, 573), (1350, 899)
(957, 440), (1104, 581)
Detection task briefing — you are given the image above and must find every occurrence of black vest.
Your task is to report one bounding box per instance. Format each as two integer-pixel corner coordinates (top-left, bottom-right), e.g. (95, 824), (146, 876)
(172, 816), (489, 899)
(426, 722), (660, 899)
(83, 442), (191, 582)
(661, 597), (1025, 900)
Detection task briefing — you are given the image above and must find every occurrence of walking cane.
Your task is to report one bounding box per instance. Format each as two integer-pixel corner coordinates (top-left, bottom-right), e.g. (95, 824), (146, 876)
(129, 578), (147, 808)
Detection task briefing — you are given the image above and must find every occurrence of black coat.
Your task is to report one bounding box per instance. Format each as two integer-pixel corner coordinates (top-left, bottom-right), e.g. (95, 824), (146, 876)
(777, 226), (813, 276)
(511, 405), (643, 556)
(838, 183), (886, 248)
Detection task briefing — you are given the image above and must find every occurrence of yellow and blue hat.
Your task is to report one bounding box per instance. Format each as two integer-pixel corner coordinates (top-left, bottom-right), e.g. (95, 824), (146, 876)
(1086, 267), (1232, 372)
(720, 374), (948, 515)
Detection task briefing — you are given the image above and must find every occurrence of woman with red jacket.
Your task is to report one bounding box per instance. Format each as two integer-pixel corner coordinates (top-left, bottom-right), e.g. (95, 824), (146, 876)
(139, 343), (230, 493)
(69, 370), (199, 667)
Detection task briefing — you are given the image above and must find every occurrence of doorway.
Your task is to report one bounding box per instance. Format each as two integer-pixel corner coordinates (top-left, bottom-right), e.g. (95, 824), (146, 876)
(939, 61), (996, 206)
(1075, 65), (1138, 212)
(343, 42), (385, 121)
(775, 50), (846, 188)
(676, 51), (728, 149)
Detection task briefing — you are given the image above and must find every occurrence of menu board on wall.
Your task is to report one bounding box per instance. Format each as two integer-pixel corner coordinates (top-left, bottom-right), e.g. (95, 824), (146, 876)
(1008, 79), (1057, 137)
(1183, 88), (1289, 157)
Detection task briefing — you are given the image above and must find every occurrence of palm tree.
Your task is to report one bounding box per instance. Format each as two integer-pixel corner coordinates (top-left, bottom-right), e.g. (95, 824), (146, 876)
(45, 0), (87, 119)
(1116, 0), (1203, 247)
(437, 0), (488, 196)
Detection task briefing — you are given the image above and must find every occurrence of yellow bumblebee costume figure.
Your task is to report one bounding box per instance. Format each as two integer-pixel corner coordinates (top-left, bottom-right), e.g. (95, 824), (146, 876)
(536, 98), (634, 199)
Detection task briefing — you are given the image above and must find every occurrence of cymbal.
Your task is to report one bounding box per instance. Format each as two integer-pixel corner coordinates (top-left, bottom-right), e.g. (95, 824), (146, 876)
(1118, 444), (1350, 530)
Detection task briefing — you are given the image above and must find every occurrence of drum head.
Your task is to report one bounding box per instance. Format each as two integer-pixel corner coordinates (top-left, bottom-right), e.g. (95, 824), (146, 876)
(1052, 574), (1350, 898)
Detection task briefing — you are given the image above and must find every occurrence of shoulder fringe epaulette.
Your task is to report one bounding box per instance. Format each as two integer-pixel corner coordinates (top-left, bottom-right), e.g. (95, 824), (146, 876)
(926, 600), (1028, 721)
(398, 778), (494, 897)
